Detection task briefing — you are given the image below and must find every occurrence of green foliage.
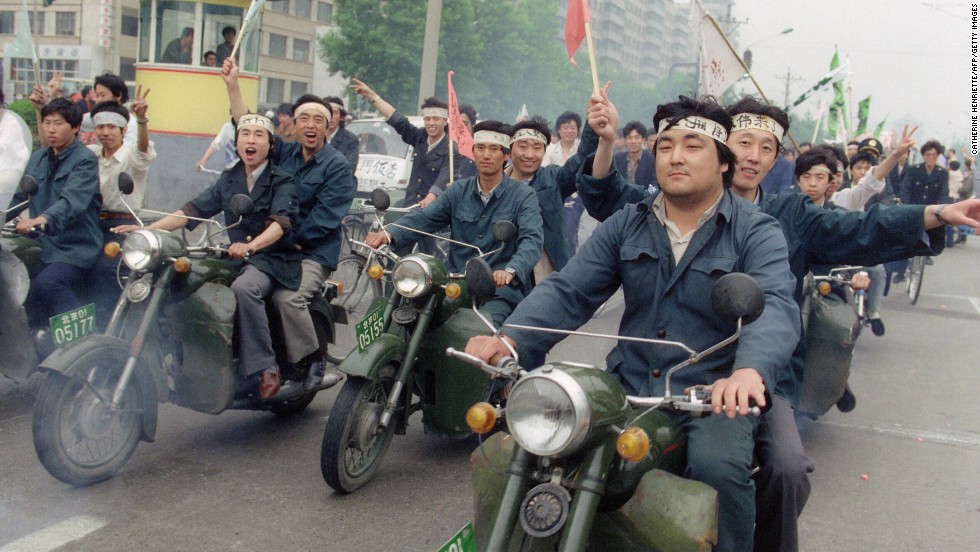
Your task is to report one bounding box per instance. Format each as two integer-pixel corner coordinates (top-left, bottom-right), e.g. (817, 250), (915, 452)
(7, 99), (40, 149)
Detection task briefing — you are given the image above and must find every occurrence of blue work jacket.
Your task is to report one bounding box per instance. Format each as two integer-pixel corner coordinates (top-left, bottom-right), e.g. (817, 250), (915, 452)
(503, 189), (800, 398)
(899, 163), (949, 206)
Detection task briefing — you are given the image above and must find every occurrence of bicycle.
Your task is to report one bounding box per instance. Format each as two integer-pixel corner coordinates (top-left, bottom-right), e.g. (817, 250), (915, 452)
(906, 255), (926, 305)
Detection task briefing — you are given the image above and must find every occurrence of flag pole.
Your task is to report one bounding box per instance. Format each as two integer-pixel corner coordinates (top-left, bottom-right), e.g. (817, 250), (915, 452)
(584, 21), (600, 93)
(811, 98), (825, 143)
(705, 15), (798, 149)
(448, 139), (455, 186)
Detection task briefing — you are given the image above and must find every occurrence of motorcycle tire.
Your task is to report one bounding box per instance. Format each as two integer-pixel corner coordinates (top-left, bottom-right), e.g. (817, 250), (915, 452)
(907, 256), (925, 305)
(32, 358), (143, 487)
(270, 310), (333, 416)
(320, 372), (396, 493)
(326, 253), (383, 365)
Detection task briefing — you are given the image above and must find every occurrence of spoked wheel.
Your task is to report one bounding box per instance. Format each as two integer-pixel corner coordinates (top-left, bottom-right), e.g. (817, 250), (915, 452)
(320, 373), (396, 493)
(907, 256), (925, 305)
(327, 253), (383, 364)
(341, 214), (368, 257)
(32, 354), (143, 486)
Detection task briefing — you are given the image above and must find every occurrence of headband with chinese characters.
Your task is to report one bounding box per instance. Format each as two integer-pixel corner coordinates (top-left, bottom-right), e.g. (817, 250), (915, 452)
(92, 111), (128, 129)
(511, 128), (548, 145)
(657, 116), (729, 144)
(731, 113), (786, 143)
(421, 107), (449, 119)
(294, 102), (331, 120)
(473, 130), (511, 149)
(238, 113), (275, 135)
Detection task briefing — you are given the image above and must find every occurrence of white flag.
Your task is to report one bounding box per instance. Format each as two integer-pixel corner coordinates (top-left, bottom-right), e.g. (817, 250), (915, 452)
(694, 0), (743, 98)
(515, 104), (528, 122)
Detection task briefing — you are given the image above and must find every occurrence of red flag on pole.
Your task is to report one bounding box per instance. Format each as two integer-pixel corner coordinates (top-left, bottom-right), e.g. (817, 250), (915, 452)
(447, 71), (473, 160)
(565, 0), (590, 65)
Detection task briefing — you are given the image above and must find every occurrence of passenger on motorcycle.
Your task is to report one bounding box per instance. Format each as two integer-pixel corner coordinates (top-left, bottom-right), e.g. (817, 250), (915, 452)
(5, 97), (102, 331)
(222, 59), (355, 374)
(364, 120), (545, 325)
(114, 113), (299, 399)
(466, 96), (801, 552)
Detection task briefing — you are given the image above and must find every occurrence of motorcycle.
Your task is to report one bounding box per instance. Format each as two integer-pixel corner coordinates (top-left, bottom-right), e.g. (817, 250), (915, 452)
(29, 176), (345, 486)
(319, 188), (516, 493)
(0, 175), (109, 381)
(445, 258), (766, 552)
(798, 266), (868, 419)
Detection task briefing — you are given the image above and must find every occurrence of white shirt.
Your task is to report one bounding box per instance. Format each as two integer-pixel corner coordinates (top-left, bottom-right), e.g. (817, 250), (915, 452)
(210, 122), (239, 169)
(651, 190), (723, 263)
(542, 138), (580, 167)
(0, 108), (32, 200)
(830, 170), (885, 211)
(88, 140), (157, 213)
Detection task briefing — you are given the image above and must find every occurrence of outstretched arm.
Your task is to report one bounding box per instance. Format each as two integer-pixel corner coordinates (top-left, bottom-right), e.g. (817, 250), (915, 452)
(350, 78), (396, 119)
(221, 58), (250, 123)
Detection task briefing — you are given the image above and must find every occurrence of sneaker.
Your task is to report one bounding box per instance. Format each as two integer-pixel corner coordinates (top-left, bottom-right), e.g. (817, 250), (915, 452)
(869, 318), (885, 336)
(924, 257), (934, 265)
(836, 387), (857, 413)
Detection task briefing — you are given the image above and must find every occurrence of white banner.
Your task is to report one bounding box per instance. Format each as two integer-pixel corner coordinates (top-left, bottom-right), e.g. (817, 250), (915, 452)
(694, 1), (744, 98)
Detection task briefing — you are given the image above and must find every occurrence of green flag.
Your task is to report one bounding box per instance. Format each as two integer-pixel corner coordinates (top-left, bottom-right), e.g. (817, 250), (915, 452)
(856, 96), (871, 135)
(873, 116), (888, 139)
(827, 49), (846, 137)
(7, 0), (38, 64)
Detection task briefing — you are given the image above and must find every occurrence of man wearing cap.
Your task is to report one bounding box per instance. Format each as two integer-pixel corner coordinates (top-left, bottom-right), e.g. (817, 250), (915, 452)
(350, 78), (466, 209)
(223, 59), (355, 384)
(466, 96), (801, 552)
(364, 120), (544, 325)
(323, 95), (360, 172)
(577, 93), (980, 552)
(115, 113), (299, 399)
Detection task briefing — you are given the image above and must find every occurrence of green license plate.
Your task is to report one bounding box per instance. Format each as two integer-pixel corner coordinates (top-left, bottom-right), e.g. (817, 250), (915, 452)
(354, 303), (385, 351)
(436, 522), (475, 552)
(49, 303), (96, 347)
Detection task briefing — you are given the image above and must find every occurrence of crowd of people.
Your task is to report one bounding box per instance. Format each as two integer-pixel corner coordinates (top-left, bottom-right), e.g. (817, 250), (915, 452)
(5, 53), (980, 552)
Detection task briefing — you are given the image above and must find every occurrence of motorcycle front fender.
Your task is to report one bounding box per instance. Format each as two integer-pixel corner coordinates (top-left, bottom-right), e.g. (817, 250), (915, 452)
(799, 290), (856, 417)
(38, 334), (162, 442)
(338, 333), (406, 379)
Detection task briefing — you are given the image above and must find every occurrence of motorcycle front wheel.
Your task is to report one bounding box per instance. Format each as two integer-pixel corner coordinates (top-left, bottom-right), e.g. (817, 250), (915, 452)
(320, 373), (396, 493)
(32, 355), (143, 486)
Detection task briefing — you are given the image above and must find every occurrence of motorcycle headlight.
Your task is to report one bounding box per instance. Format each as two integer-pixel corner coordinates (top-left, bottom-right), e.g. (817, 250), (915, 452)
(392, 257), (432, 298)
(122, 230), (160, 272)
(506, 369), (591, 457)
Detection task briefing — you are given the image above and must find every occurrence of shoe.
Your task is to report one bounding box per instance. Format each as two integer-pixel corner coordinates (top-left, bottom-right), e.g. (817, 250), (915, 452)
(956, 234), (967, 244)
(924, 257), (934, 265)
(892, 274), (906, 284)
(836, 387), (857, 413)
(258, 365), (281, 399)
(869, 318), (885, 336)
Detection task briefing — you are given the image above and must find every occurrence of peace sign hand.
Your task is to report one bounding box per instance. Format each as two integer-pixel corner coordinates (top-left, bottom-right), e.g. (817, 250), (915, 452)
(131, 85), (151, 119)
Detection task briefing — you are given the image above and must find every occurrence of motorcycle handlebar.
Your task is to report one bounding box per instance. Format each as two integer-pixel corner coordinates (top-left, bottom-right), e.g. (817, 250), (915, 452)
(627, 389), (761, 417)
(445, 347), (520, 380)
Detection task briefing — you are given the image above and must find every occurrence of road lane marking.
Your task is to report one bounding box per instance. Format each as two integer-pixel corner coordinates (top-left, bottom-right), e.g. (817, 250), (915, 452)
(816, 419), (980, 449)
(0, 516), (106, 552)
(922, 293), (980, 315)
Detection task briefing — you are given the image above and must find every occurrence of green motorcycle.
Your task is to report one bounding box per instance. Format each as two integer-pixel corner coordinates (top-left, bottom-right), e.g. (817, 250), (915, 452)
(29, 180), (344, 487)
(319, 189), (516, 493)
(445, 259), (766, 552)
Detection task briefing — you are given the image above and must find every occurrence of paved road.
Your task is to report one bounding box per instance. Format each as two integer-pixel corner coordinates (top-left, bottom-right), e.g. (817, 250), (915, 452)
(0, 238), (977, 551)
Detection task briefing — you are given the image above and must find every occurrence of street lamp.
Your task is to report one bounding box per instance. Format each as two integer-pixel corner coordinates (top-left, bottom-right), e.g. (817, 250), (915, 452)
(742, 28), (793, 69)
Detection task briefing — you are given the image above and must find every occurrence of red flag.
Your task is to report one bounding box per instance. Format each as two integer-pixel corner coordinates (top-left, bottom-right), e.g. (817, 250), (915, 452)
(447, 70), (473, 160)
(565, 0), (589, 65)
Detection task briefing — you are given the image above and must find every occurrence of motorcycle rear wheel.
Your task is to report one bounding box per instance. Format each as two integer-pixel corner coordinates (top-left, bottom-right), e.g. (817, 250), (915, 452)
(320, 373), (396, 493)
(32, 358), (143, 487)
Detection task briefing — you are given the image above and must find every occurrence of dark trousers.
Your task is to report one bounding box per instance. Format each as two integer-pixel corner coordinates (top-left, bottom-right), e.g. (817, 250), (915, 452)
(94, 217), (138, 325)
(26, 262), (87, 327)
(231, 264), (277, 377)
(753, 395), (815, 552)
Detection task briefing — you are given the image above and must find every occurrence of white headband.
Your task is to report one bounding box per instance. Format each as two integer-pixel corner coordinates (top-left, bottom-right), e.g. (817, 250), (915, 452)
(92, 111), (128, 129)
(238, 113), (275, 135)
(731, 113), (786, 143)
(657, 116), (729, 144)
(511, 128), (548, 145)
(421, 107), (449, 118)
(802, 165), (833, 176)
(294, 102), (331, 119)
(472, 130), (511, 149)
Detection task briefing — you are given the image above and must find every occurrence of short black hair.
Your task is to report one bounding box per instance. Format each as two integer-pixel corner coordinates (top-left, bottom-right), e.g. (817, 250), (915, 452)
(420, 96), (448, 111)
(181, 27), (193, 38)
(725, 96), (791, 152)
(799, 141), (812, 148)
(459, 103), (477, 124)
(920, 140), (944, 156)
(94, 73), (129, 104)
(623, 120), (647, 139)
(645, 127), (658, 139)
(90, 101), (131, 124)
(511, 118), (552, 145)
(291, 94), (330, 118)
(653, 95), (736, 187)
(80, 85), (91, 96)
(41, 98), (82, 128)
(554, 111), (581, 135)
(950, 160), (961, 171)
(795, 149), (838, 179)
(849, 151), (876, 169)
(471, 120), (512, 154)
(322, 96), (347, 128)
(222, 26), (235, 38)
(204, 50), (216, 59)
(277, 102), (293, 117)
(813, 144), (847, 172)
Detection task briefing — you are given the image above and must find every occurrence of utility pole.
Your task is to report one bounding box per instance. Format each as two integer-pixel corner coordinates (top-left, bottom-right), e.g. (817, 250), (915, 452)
(777, 67), (805, 108)
(417, 0), (442, 110)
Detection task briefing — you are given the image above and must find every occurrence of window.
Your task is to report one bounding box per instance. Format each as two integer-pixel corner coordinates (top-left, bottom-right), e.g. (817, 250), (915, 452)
(55, 12), (75, 36)
(268, 33), (287, 57)
(154, 1), (195, 64)
(268, 0), (289, 13)
(28, 11), (45, 35)
(290, 81), (307, 101)
(0, 11), (14, 34)
(293, 38), (309, 62)
(266, 78), (285, 105)
(316, 2), (332, 24)
(294, 0), (311, 18)
(119, 57), (136, 81)
(121, 12), (138, 37)
(10, 58), (77, 97)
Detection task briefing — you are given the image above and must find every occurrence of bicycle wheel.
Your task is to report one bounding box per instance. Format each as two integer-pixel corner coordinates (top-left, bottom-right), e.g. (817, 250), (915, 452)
(908, 256), (925, 305)
(328, 253), (383, 364)
(341, 214), (368, 257)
